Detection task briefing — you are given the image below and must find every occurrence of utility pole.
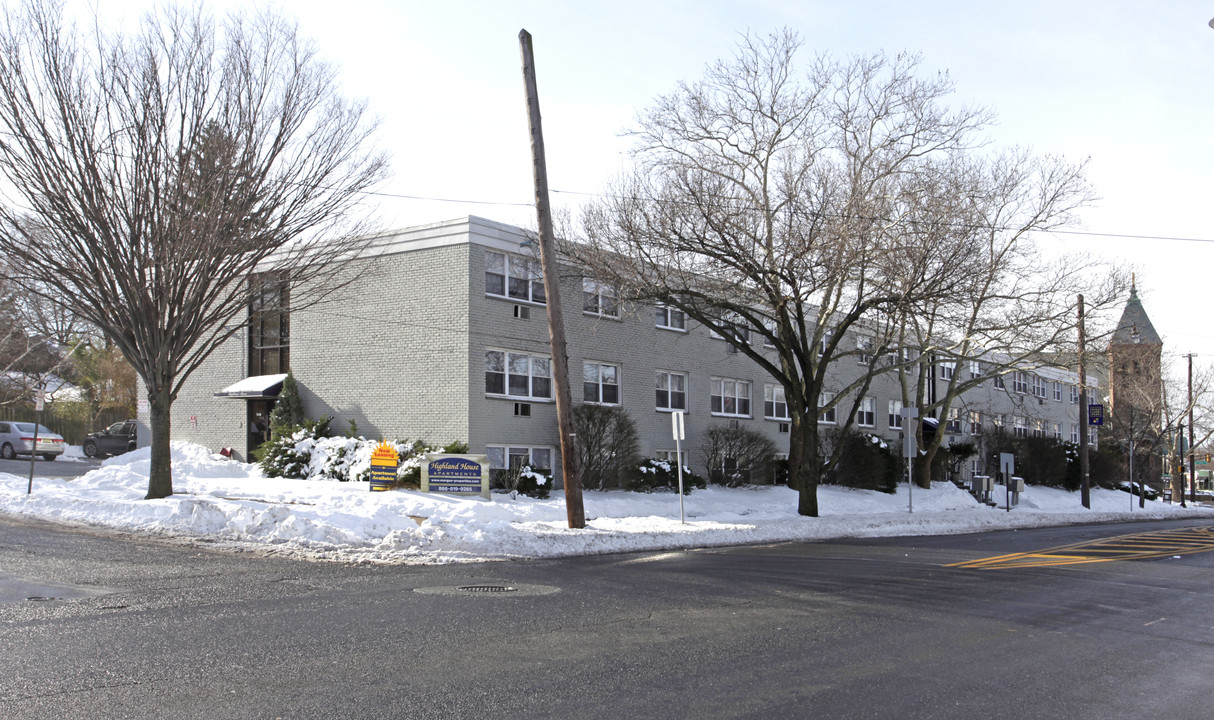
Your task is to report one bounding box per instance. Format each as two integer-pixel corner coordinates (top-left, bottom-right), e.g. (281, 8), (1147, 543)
(519, 29), (585, 529)
(1188, 353), (1196, 504)
(1078, 294), (1090, 508)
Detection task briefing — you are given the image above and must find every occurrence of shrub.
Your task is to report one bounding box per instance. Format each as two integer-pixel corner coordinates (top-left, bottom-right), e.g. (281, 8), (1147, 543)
(573, 404), (641, 489)
(821, 427), (899, 493)
(268, 372), (305, 438)
(701, 425), (778, 486)
(257, 415), (332, 478)
(628, 458), (706, 494)
(497, 464), (553, 499)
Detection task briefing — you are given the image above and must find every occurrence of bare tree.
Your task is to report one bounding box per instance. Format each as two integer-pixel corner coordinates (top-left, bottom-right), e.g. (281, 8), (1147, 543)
(0, 1), (387, 498)
(569, 30), (1087, 516)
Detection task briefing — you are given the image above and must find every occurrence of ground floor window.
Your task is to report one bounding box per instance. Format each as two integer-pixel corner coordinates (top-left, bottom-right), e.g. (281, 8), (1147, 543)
(486, 445), (553, 486)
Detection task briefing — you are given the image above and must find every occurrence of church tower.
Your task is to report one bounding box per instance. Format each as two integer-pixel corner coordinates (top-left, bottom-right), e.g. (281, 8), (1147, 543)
(1107, 280), (1163, 484)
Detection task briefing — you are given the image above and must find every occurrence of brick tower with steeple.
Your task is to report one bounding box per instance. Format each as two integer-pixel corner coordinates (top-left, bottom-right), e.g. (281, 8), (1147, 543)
(1107, 279), (1164, 487)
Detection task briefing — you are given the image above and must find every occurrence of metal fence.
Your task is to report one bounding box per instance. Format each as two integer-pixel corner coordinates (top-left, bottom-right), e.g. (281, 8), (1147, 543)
(0, 404), (131, 445)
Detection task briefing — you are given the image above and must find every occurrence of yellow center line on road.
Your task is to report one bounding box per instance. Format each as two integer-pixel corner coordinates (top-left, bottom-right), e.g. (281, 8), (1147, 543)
(946, 525), (1214, 569)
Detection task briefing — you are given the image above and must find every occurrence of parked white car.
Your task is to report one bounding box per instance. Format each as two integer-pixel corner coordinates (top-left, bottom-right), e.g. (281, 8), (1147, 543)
(0, 421), (66, 460)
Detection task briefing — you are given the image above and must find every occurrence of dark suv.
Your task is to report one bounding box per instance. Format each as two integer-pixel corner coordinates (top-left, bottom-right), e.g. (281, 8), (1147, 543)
(82, 420), (137, 458)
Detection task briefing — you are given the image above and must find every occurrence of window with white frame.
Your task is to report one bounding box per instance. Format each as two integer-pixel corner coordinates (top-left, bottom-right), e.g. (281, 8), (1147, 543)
(485, 251), (545, 304)
(709, 313), (751, 344)
(946, 407), (961, 434)
(486, 445), (552, 485)
(902, 347), (918, 371)
(485, 350), (552, 400)
(1052, 382), (1063, 401)
(582, 279), (618, 318)
(1013, 416), (1027, 438)
(969, 410), (982, 435)
(1088, 426), (1098, 444)
(583, 362), (620, 405)
(655, 305), (686, 331)
(1032, 419), (1045, 438)
(710, 378), (751, 417)
(969, 360), (982, 378)
(994, 373), (1006, 389)
(1071, 424), (1080, 444)
(857, 336), (873, 364)
(1013, 371), (1028, 394)
(855, 397), (876, 427)
(889, 400), (903, 429)
(1052, 422), (1063, 440)
(993, 413), (1005, 429)
(1032, 375), (1046, 399)
(941, 362), (956, 380)
(1071, 385), (1080, 404)
(655, 449), (689, 467)
(817, 330), (833, 358)
(655, 371), (687, 411)
(819, 392), (836, 424)
(761, 318), (777, 348)
(764, 384), (790, 420)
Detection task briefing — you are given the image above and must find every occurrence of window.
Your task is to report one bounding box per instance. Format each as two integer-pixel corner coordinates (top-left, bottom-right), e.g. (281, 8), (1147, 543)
(710, 313), (750, 344)
(486, 445), (552, 486)
(969, 360), (982, 378)
(583, 362), (620, 404)
(655, 371), (687, 411)
(857, 336), (873, 365)
(889, 400), (903, 429)
(485, 350), (552, 400)
(583, 279), (618, 318)
(710, 378), (751, 417)
(1088, 427), (1098, 444)
(1032, 419), (1045, 438)
(993, 414), (1005, 429)
(249, 275), (289, 376)
(1053, 422), (1063, 440)
(1013, 416), (1027, 438)
(819, 392), (836, 424)
(969, 411), (982, 435)
(994, 374), (1006, 390)
(946, 408), (961, 434)
(1032, 375), (1046, 399)
(764, 384), (790, 420)
(941, 363), (955, 380)
(1071, 424), (1080, 444)
(855, 397), (875, 427)
(1013, 371), (1028, 394)
(818, 330), (833, 358)
(486, 251), (545, 304)
(655, 305), (686, 331)
(1052, 382), (1063, 402)
(655, 449), (688, 466)
(1071, 385), (1080, 404)
(762, 319), (777, 348)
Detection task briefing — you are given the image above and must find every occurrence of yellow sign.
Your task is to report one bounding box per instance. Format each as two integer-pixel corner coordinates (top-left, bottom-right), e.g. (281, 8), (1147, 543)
(369, 440), (398, 492)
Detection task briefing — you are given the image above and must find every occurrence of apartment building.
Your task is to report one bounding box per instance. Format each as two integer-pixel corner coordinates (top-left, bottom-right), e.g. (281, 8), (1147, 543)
(161, 216), (1095, 483)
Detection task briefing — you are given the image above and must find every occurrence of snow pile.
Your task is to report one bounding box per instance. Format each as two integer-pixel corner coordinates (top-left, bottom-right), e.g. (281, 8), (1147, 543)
(2, 441), (1212, 565)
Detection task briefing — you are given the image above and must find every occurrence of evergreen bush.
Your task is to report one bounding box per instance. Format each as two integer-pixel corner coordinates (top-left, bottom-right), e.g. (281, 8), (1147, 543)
(628, 458), (706, 494)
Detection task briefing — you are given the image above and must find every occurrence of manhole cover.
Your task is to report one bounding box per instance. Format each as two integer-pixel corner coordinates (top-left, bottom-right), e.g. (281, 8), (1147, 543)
(458, 585), (518, 593)
(26, 596), (58, 602)
(414, 583), (560, 597)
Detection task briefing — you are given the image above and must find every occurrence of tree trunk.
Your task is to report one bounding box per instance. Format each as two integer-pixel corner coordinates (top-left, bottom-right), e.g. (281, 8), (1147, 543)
(792, 418), (820, 517)
(145, 385), (173, 499)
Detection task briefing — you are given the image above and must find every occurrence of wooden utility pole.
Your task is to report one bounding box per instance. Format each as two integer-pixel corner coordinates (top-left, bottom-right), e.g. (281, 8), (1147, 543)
(519, 29), (585, 529)
(1078, 294), (1090, 508)
(1188, 353), (1196, 504)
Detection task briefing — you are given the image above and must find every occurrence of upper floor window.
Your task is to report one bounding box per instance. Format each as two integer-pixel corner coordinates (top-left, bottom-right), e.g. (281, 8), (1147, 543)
(583, 362), (620, 405)
(819, 392), (837, 424)
(1071, 385), (1080, 404)
(710, 378), (751, 417)
(249, 274), (289, 376)
(1032, 375), (1046, 398)
(969, 360), (982, 378)
(817, 330), (833, 358)
(486, 251), (545, 304)
(655, 371), (687, 411)
(710, 313), (750, 344)
(969, 411), (982, 435)
(889, 400), (903, 429)
(857, 336), (873, 365)
(485, 350), (551, 400)
(1013, 371), (1028, 394)
(994, 374), (1006, 390)
(946, 408), (961, 434)
(655, 305), (685, 331)
(583, 280), (618, 318)
(855, 397), (876, 427)
(941, 362), (955, 380)
(764, 384), (790, 420)
(1052, 382), (1063, 402)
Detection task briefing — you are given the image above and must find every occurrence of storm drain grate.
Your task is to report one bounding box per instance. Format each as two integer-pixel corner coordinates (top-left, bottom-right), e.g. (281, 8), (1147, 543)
(26, 596), (58, 602)
(457, 585), (518, 593)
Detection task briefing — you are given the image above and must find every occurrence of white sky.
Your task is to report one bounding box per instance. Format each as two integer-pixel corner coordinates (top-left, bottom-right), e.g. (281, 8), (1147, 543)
(64, 1), (1214, 372)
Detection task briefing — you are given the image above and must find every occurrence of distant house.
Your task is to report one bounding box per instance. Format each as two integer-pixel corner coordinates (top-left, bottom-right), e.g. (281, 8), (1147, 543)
(159, 216), (1097, 484)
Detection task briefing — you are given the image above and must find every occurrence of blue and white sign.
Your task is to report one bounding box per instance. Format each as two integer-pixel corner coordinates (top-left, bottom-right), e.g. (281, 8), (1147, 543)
(422, 454), (491, 500)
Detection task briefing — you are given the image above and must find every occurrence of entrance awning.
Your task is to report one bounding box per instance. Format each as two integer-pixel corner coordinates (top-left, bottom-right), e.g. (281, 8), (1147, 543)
(214, 373), (288, 399)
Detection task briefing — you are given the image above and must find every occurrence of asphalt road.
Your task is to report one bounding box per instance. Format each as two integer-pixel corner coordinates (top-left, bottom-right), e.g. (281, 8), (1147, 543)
(0, 456), (102, 480)
(3, 515), (1214, 719)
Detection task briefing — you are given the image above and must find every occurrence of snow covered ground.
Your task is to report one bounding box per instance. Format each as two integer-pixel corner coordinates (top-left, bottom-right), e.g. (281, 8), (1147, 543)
(3, 442), (1212, 565)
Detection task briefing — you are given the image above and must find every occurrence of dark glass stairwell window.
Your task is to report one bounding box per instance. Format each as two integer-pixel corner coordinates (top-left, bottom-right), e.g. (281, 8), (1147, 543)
(249, 276), (289, 376)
